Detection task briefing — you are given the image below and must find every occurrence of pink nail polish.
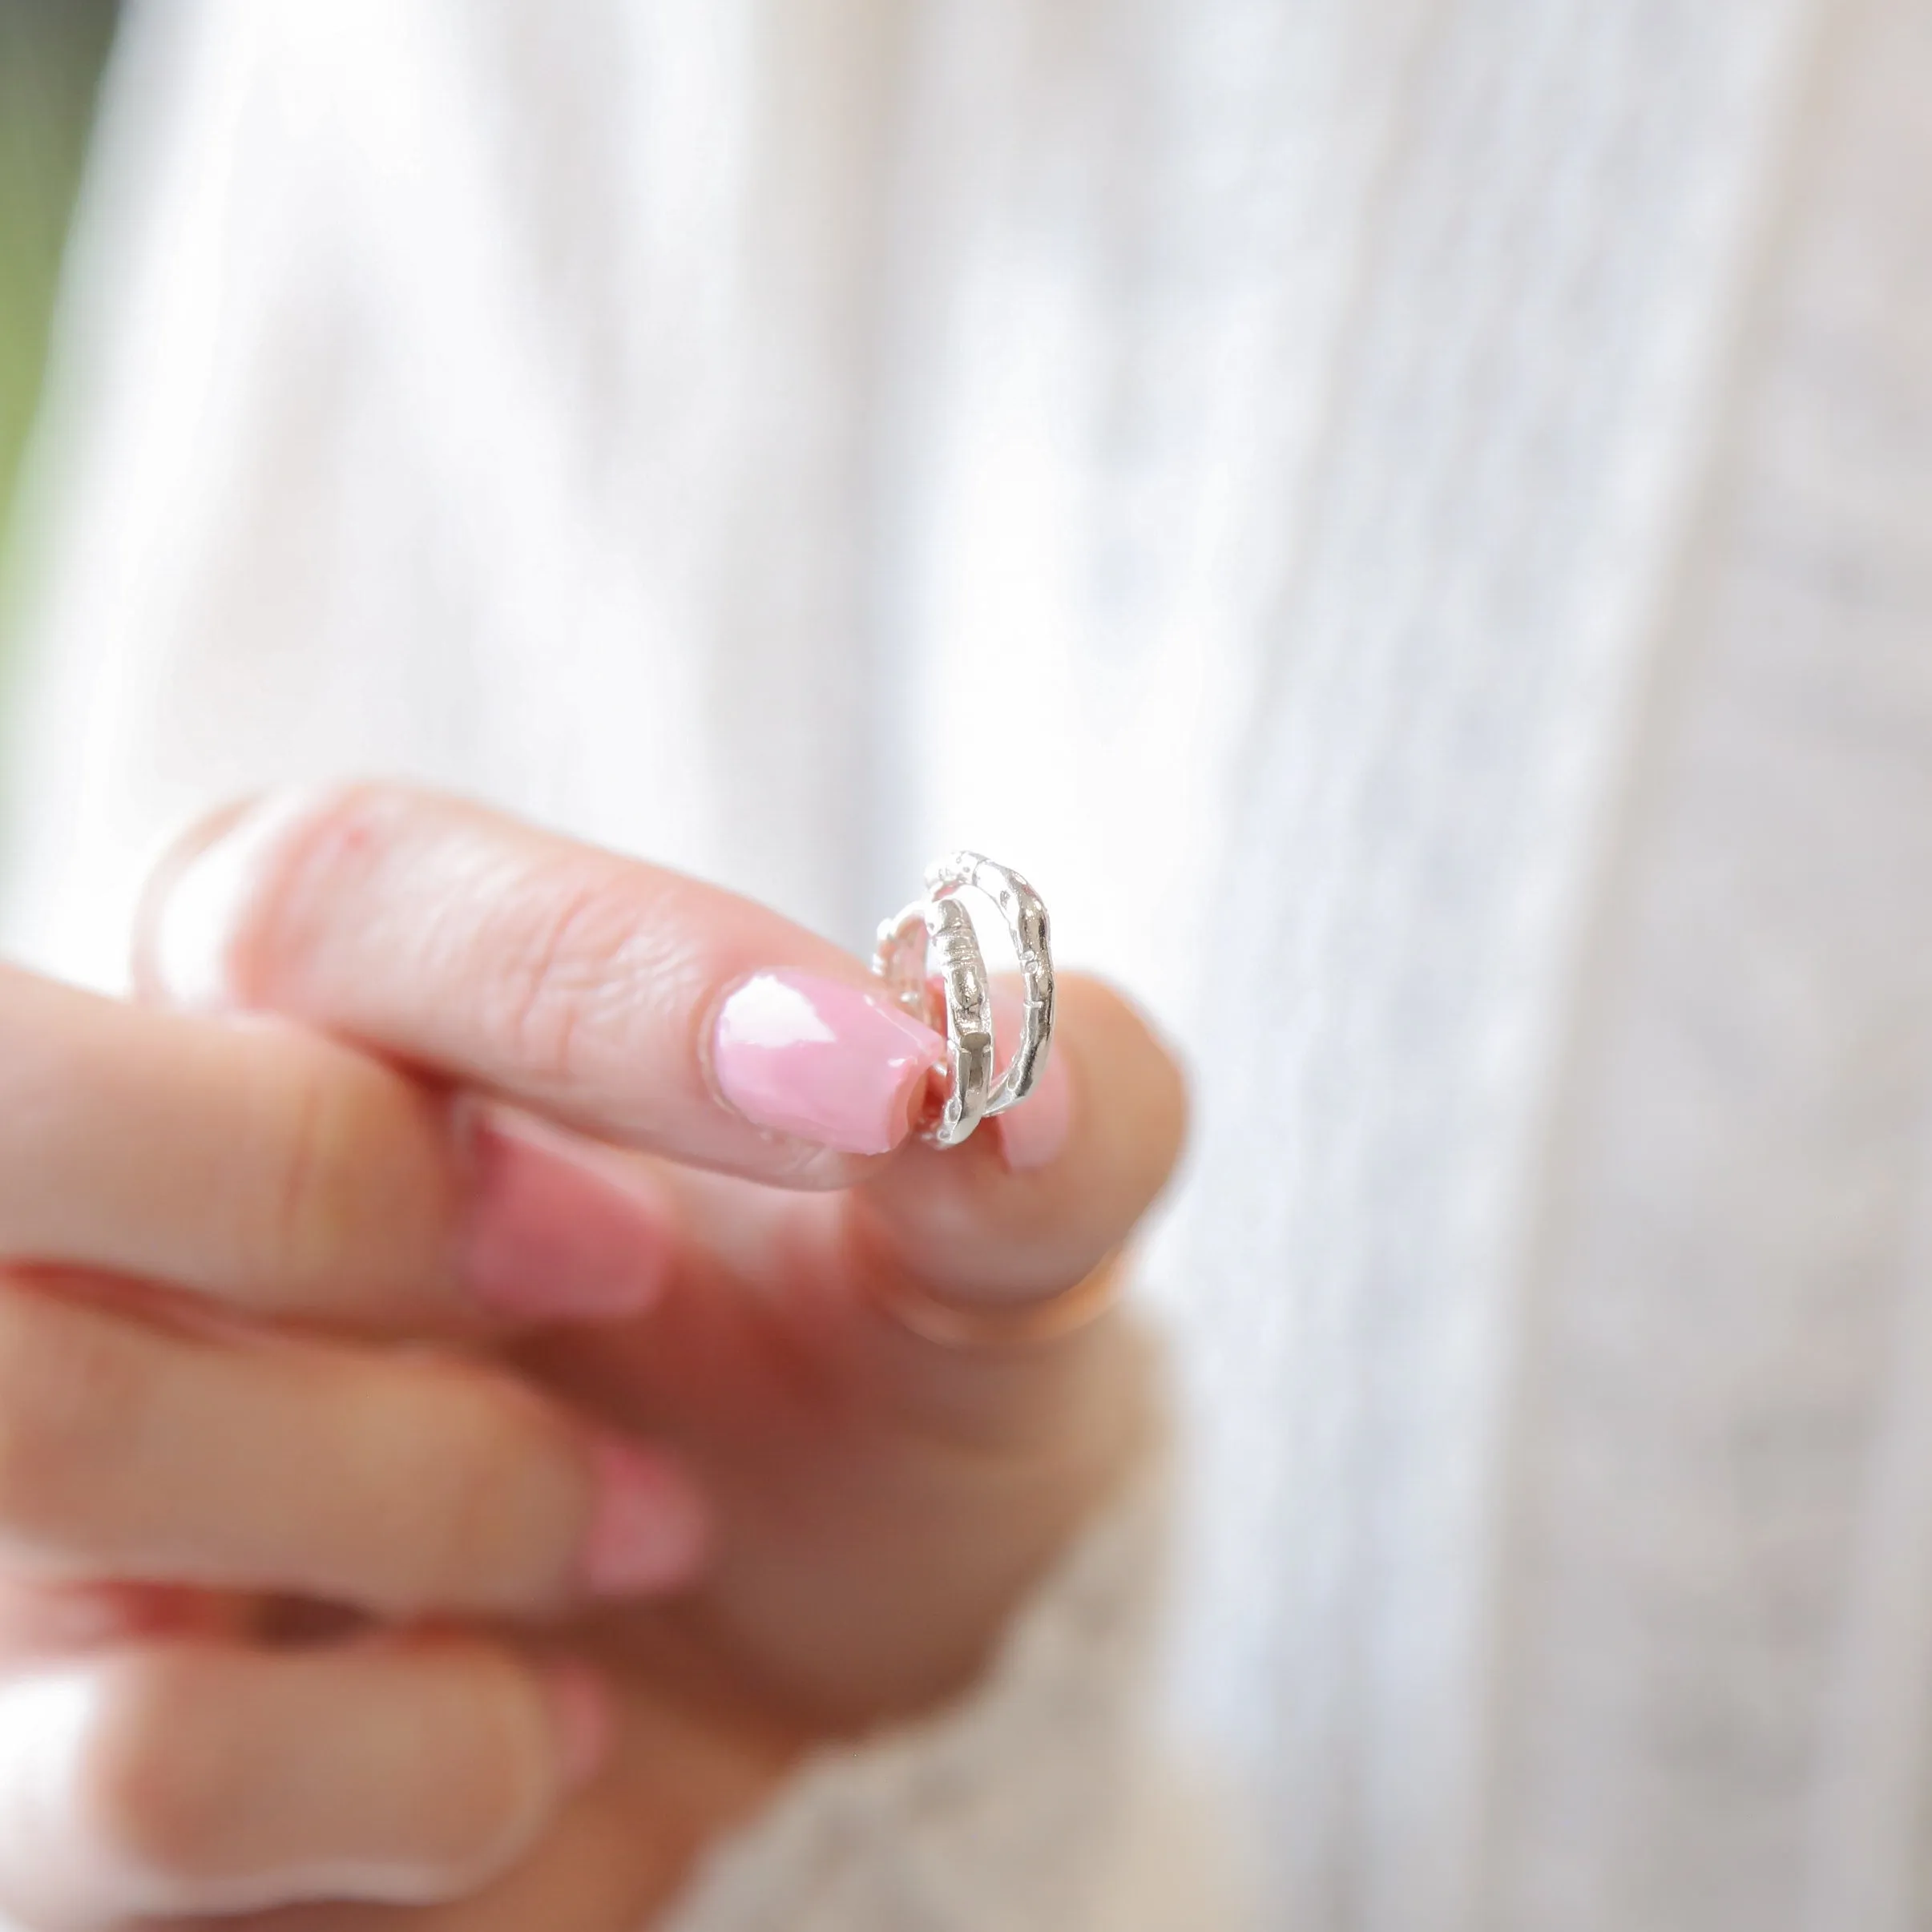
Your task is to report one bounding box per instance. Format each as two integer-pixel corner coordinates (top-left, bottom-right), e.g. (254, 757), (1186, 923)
(711, 970), (945, 1156)
(579, 1437), (710, 1597)
(462, 1120), (674, 1321)
(546, 1661), (615, 1791)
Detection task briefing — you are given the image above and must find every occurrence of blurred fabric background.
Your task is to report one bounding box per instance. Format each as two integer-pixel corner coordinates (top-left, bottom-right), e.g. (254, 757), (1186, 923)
(0, 2), (117, 583)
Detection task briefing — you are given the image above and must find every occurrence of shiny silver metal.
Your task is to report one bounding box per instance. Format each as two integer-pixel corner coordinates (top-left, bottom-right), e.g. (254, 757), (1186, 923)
(872, 851), (1055, 1148)
(925, 853), (1055, 1115)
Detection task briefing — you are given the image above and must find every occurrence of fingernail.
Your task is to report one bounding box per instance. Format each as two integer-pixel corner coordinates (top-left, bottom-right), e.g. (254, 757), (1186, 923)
(579, 1436), (711, 1597)
(545, 1660), (615, 1791)
(711, 970), (946, 1156)
(461, 1118), (674, 1321)
(996, 1047), (1074, 1172)
(148, 790), (324, 1010)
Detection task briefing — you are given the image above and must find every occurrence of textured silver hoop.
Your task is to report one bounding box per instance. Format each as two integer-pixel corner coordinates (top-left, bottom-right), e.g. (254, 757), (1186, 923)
(872, 851), (1055, 1148)
(925, 853), (1054, 1115)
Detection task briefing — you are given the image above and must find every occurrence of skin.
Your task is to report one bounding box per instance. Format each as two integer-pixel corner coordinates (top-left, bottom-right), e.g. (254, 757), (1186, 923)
(0, 785), (1186, 1930)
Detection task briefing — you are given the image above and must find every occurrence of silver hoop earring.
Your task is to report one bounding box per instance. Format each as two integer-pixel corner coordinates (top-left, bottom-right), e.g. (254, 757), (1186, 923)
(872, 851), (1055, 1148)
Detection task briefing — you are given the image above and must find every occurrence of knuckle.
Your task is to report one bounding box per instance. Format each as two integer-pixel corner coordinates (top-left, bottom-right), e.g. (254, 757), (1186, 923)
(245, 1051), (367, 1296)
(476, 868), (650, 1085)
(227, 1031), (452, 1316)
(0, 1283), (138, 1540)
(75, 1651), (240, 1886)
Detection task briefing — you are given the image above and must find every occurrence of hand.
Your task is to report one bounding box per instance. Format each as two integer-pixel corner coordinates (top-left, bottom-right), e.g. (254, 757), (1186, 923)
(0, 786), (1185, 1928)
(0, 958), (714, 1926)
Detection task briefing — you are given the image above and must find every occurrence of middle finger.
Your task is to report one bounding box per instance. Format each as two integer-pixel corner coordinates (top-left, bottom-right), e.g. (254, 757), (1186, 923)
(0, 1271), (707, 1619)
(0, 962), (675, 1336)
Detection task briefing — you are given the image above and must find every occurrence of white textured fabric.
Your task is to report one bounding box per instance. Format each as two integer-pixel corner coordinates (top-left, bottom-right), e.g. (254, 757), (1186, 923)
(8, 2), (1932, 1927)
(658, 1447), (1221, 1932)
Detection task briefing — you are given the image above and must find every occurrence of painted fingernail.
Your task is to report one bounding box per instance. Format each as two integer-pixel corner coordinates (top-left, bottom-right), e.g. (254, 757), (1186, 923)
(579, 1436), (711, 1597)
(996, 1047), (1074, 1172)
(461, 1119), (674, 1321)
(147, 790), (324, 1010)
(545, 1660), (615, 1791)
(711, 970), (946, 1156)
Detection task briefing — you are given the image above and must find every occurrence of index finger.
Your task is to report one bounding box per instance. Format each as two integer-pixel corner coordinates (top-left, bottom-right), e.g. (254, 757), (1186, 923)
(136, 788), (947, 1188)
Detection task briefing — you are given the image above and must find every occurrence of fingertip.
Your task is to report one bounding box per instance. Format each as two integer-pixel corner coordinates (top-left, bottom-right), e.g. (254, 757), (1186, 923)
(994, 1046), (1075, 1172)
(1071, 973), (1190, 1188)
(542, 1660), (615, 1793)
(458, 1112), (677, 1324)
(579, 1435), (712, 1598)
(845, 970), (1189, 1307)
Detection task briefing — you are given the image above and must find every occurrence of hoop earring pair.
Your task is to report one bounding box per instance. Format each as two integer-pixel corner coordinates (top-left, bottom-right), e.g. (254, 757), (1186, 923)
(871, 853), (1055, 1150)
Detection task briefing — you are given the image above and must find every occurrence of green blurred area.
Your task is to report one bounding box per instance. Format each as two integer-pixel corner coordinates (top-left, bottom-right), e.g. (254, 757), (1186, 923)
(0, 0), (119, 557)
